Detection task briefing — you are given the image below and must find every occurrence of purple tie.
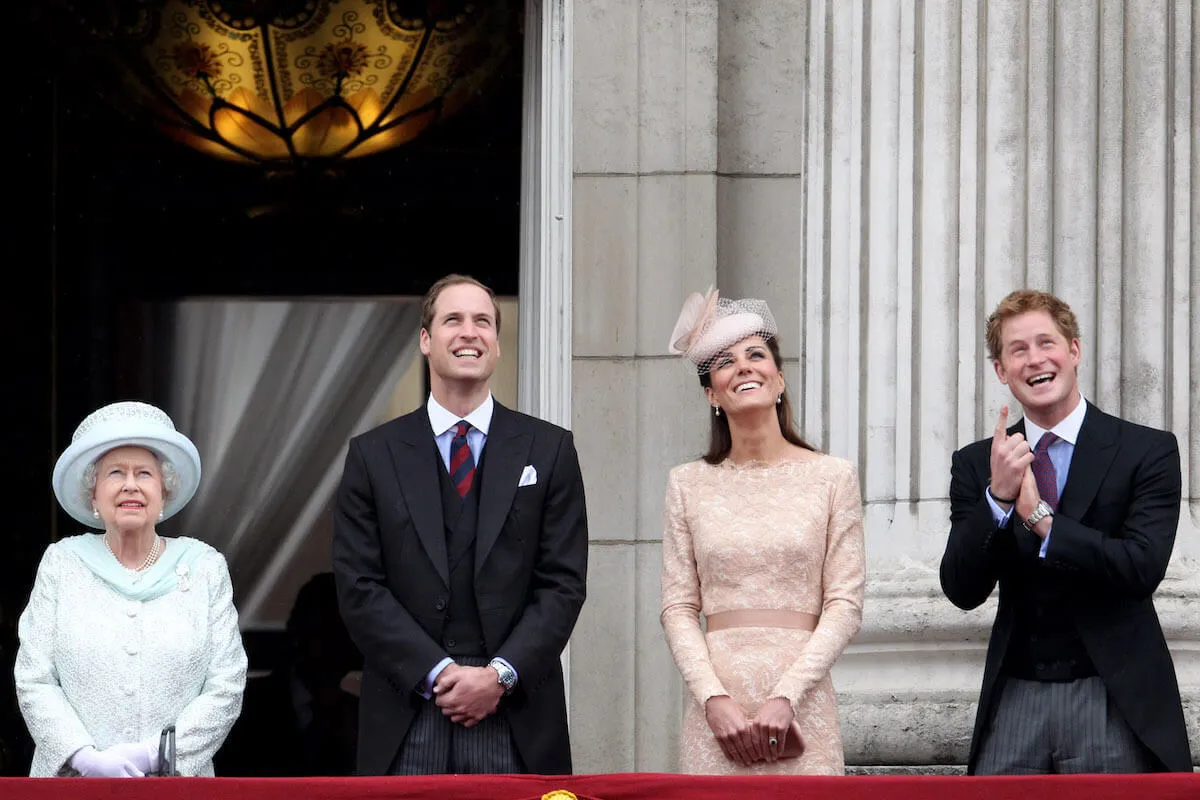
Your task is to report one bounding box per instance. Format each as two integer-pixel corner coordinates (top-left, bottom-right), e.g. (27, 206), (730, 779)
(449, 421), (475, 498)
(1032, 432), (1060, 511)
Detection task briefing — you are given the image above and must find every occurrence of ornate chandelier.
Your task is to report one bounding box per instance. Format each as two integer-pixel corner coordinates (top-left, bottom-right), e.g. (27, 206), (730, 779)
(66, 0), (519, 167)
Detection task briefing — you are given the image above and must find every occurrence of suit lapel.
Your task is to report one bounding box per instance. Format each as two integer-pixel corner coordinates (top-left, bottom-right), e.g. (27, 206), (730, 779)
(386, 411), (450, 587)
(475, 403), (531, 576)
(1058, 402), (1119, 519)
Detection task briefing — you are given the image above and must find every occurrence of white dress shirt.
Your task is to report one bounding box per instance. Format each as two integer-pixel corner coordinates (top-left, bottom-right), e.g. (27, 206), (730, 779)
(427, 392), (493, 472)
(420, 394), (518, 696)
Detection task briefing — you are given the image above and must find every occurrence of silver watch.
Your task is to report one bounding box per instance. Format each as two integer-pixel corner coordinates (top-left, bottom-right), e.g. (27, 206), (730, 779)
(489, 659), (517, 693)
(1023, 500), (1053, 531)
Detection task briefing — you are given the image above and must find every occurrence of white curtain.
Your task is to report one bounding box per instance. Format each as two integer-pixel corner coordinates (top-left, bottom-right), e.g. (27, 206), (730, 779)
(169, 299), (421, 622)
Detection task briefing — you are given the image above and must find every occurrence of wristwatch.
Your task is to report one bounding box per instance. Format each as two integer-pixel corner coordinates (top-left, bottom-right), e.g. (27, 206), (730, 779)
(489, 659), (517, 694)
(1023, 500), (1054, 531)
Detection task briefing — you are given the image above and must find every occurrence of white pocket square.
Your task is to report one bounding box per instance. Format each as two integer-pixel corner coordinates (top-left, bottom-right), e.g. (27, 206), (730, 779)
(518, 465), (538, 487)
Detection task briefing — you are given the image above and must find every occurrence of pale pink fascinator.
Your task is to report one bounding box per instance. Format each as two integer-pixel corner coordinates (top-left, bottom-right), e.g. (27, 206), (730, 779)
(668, 287), (778, 374)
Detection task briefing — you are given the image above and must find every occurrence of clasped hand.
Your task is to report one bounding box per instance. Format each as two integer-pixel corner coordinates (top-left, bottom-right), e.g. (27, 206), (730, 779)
(433, 663), (503, 727)
(70, 739), (157, 777)
(989, 406), (1049, 537)
(705, 695), (794, 767)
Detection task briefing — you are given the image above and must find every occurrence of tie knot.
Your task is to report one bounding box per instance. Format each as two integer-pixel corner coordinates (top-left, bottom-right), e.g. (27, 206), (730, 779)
(1035, 431), (1059, 453)
(454, 420), (471, 438)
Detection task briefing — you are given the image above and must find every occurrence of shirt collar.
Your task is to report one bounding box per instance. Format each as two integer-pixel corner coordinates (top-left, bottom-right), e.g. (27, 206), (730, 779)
(1023, 394), (1087, 448)
(426, 392), (494, 438)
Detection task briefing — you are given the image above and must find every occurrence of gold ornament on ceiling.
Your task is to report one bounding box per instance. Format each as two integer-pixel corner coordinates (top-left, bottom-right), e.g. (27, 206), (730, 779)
(68, 0), (520, 166)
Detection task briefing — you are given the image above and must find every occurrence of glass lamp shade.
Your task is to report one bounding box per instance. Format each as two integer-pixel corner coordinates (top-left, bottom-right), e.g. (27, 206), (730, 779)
(69, 0), (520, 166)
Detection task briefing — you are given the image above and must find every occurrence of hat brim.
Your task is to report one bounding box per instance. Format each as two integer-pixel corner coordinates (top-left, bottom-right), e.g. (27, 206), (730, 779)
(52, 421), (201, 529)
(689, 312), (769, 364)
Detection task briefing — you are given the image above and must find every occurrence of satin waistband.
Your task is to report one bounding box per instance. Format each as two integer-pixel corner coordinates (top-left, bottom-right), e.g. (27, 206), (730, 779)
(705, 609), (819, 632)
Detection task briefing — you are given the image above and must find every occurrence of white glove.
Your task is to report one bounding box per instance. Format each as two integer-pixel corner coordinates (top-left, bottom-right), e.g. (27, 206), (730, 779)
(69, 745), (145, 777)
(106, 739), (159, 774)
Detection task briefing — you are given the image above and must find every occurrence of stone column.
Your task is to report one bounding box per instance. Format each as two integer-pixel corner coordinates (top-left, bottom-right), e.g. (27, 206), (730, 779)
(569, 0), (1198, 772)
(789, 0), (1200, 769)
(570, 0), (720, 772)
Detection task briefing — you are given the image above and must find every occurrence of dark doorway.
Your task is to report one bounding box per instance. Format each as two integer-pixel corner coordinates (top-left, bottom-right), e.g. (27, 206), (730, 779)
(2, 1), (524, 776)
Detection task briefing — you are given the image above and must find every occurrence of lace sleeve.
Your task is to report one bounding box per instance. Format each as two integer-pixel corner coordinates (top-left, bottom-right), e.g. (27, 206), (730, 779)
(659, 468), (728, 706)
(770, 461), (865, 710)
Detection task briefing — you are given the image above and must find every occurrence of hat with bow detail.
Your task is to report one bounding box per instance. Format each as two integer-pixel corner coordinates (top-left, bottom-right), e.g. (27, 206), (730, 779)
(668, 287), (778, 373)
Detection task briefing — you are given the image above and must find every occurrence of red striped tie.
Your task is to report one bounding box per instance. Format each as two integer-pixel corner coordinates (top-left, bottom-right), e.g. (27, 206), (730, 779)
(449, 421), (475, 499)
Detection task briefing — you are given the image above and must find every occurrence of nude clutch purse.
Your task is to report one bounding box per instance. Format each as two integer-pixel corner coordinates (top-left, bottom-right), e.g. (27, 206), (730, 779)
(778, 720), (805, 759)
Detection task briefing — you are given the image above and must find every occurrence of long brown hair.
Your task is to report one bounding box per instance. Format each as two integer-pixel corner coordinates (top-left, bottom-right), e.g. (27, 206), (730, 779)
(698, 336), (816, 464)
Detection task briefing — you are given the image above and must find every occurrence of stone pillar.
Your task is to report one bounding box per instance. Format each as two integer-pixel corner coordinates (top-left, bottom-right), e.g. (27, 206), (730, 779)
(795, 0), (1200, 769)
(569, 0), (1198, 772)
(570, 0), (719, 772)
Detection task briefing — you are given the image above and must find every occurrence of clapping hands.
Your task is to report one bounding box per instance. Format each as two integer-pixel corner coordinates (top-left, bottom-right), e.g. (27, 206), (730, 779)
(989, 406), (1034, 505)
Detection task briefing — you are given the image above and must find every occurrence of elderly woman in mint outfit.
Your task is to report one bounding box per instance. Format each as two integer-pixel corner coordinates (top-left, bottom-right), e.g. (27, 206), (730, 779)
(15, 401), (246, 777)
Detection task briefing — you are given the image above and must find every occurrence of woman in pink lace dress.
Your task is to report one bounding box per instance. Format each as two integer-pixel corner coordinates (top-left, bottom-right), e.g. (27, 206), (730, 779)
(660, 289), (865, 776)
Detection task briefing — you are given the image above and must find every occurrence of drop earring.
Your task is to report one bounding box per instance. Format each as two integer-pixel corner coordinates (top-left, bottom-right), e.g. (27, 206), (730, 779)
(714, 406), (721, 417)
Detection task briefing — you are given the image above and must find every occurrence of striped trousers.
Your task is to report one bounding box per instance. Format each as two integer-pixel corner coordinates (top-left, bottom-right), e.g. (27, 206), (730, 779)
(388, 656), (524, 775)
(975, 676), (1156, 774)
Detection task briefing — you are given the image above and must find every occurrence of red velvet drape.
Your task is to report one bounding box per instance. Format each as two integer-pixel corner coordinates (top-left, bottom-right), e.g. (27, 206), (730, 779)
(1, 773), (1197, 800)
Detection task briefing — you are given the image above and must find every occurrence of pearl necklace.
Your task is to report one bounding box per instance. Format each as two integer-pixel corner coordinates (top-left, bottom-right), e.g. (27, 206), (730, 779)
(105, 534), (162, 572)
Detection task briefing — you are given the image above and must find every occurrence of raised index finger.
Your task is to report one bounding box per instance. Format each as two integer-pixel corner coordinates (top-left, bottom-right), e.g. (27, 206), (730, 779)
(994, 405), (1009, 440)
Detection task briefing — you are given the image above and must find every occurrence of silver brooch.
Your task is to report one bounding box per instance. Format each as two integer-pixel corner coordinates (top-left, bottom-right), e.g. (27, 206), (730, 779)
(176, 564), (191, 592)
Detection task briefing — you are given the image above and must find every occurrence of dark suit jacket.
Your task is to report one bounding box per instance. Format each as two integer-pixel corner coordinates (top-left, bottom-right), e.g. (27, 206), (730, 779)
(940, 402), (1191, 773)
(332, 402), (588, 775)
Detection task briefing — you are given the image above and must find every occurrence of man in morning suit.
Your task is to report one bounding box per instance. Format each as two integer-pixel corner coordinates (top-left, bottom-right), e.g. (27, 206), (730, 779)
(940, 289), (1191, 774)
(333, 274), (588, 775)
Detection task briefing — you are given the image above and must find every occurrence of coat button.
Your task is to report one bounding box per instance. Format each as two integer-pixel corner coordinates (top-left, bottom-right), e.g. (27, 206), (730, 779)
(126, 645), (139, 656)
(446, 638), (457, 648)
(434, 597), (447, 611)
(1035, 662), (1045, 672)
(126, 606), (138, 617)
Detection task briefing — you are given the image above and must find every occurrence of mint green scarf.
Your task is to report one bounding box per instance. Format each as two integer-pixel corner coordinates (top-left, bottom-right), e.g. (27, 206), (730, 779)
(58, 533), (209, 602)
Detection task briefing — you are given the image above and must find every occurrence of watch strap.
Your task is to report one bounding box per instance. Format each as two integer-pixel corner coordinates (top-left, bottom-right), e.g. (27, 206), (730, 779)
(489, 659), (517, 693)
(1023, 500), (1053, 530)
